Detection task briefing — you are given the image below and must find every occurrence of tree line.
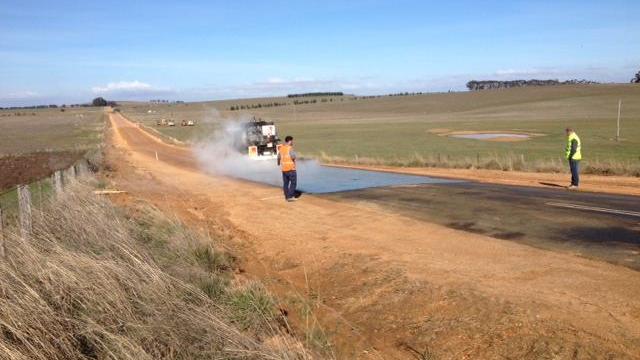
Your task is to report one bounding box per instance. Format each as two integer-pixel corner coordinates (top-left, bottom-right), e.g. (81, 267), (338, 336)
(287, 92), (343, 98)
(149, 99), (184, 104)
(466, 79), (599, 91)
(229, 101), (290, 111)
(1, 104), (61, 110)
(227, 91), (431, 111)
(1, 97), (116, 111)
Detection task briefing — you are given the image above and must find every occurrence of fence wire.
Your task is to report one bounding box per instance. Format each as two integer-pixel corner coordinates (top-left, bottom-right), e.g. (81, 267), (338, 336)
(0, 160), (89, 229)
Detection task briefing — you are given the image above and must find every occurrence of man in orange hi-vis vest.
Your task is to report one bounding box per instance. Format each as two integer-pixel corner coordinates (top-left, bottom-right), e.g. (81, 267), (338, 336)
(277, 135), (298, 201)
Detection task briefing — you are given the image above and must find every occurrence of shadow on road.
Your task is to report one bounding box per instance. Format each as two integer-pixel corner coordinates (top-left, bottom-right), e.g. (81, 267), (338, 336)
(539, 182), (566, 188)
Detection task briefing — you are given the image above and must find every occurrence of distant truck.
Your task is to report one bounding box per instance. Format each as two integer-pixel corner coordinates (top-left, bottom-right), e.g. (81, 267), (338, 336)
(235, 118), (281, 159)
(156, 118), (184, 127)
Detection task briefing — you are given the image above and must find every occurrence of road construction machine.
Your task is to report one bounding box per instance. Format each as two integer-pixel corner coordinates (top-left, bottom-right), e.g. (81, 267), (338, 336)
(235, 118), (281, 159)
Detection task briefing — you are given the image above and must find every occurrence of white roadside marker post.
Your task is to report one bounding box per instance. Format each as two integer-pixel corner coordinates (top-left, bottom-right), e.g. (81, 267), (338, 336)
(616, 99), (622, 141)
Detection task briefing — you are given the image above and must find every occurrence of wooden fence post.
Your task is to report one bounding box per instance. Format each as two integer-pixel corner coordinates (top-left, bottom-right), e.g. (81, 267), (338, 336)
(77, 160), (89, 177)
(76, 161), (84, 177)
(0, 205), (5, 258)
(64, 166), (76, 186)
(52, 170), (63, 197)
(18, 185), (32, 240)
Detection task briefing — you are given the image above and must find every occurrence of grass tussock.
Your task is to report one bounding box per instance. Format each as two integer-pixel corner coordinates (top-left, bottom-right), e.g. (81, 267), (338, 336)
(0, 183), (311, 359)
(317, 152), (640, 177)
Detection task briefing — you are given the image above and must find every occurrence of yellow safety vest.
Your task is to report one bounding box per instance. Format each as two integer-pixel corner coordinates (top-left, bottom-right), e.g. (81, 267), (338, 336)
(565, 133), (582, 160)
(280, 144), (296, 172)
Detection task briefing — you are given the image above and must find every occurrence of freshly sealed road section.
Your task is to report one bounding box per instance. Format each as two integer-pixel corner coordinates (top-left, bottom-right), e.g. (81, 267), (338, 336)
(224, 161), (462, 193)
(299, 165), (462, 193)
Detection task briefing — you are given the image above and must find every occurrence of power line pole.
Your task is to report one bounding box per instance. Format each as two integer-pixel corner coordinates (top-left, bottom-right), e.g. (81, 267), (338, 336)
(616, 99), (622, 141)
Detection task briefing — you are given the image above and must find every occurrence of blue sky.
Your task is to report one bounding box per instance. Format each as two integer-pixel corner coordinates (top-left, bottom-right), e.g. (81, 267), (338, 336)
(1, 0), (638, 106)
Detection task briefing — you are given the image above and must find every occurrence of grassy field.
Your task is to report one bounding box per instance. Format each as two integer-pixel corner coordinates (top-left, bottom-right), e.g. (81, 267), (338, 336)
(0, 107), (106, 212)
(120, 84), (640, 175)
(0, 107), (104, 155)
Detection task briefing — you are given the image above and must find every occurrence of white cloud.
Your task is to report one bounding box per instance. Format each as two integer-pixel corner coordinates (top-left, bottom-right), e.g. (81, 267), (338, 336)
(265, 77), (286, 84)
(92, 80), (151, 94)
(0, 90), (40, 100)
(91, 80), (173, 99)
(91, 80), (160, 94)
(494, 68), (556, 77)
(226, 77), (381, 96)
(84, 62), (638, 103)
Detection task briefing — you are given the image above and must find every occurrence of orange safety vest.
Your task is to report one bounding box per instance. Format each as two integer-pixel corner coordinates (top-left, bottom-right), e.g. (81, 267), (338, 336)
(280, 144), (296, 172)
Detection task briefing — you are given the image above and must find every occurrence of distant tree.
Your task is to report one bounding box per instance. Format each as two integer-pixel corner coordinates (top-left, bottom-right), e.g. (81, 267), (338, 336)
(287, 92), (344, 98)
(92, 97), (108, 106)
(466, 79), (597, 91)
(632, 70), (640, 83)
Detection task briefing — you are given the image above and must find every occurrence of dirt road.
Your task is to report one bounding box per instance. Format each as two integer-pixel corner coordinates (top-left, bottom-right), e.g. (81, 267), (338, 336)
(107, 112), (640, 359)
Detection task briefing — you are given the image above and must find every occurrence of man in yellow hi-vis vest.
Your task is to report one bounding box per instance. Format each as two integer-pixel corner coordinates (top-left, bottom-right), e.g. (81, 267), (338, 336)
(565, 128), (582, 189)
(277, 135), (298, 201)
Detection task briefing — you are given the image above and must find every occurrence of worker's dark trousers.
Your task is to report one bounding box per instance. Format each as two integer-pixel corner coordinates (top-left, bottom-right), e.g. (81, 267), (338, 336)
(569, 159), (580, 186)
(282, 171), (297, 199)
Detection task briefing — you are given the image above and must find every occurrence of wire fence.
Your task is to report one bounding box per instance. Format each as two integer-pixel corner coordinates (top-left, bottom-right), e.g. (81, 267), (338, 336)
(0, 159), (91, 238)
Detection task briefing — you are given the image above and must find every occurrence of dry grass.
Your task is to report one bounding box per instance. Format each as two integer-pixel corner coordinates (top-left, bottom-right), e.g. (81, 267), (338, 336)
(0, 182), (311, 359)
(0, 108), (104, 156)
(120, 84), (640, 176)
(317, 151), (640, 176)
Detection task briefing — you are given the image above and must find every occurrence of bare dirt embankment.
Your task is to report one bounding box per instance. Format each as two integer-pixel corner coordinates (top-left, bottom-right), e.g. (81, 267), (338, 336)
(106, 112), (640, 359)
(0, 151), (84, 191)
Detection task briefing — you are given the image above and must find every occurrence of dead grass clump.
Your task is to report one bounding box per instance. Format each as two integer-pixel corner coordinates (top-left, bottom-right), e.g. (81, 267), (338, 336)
(482, 159), (503, 171)
(582, 160), (640, 177)
(317, 152), (640, 177)
(0, 184), (309, 359)
(531, 158), (564, 173)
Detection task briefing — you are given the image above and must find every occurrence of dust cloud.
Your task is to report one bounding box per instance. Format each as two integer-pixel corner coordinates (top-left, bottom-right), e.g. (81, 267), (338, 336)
(191, 109), (446, 193)
(193, 111), (321, 188)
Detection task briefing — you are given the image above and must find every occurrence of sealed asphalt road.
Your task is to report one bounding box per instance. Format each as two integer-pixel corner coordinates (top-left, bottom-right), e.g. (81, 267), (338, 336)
(325, 180), (640, 270)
